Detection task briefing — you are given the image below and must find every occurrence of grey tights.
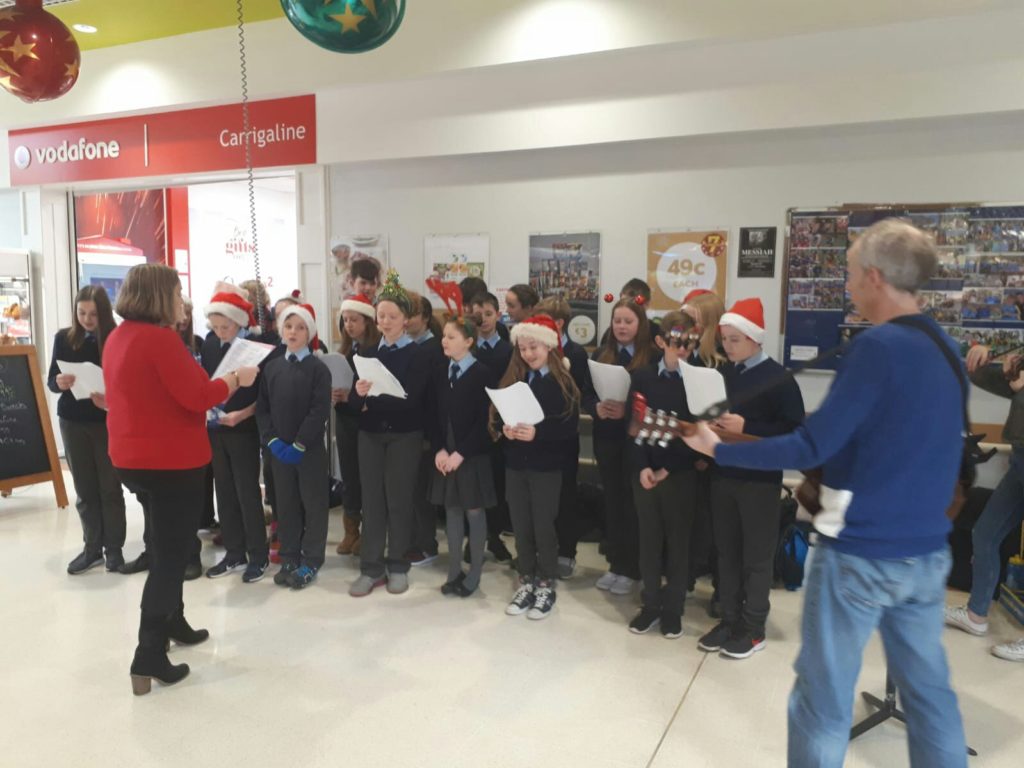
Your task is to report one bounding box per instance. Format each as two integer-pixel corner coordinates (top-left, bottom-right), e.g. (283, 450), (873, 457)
(446, 506), (485, 591)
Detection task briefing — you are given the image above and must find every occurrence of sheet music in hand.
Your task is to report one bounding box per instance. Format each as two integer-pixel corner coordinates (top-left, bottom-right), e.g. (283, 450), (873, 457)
(486, 382), (545, 426)
(56, 360), (105, 401)
(679, 361), (728, 417)
(588, 359), (632, 402)
(353, 356), (408, 399)
(321, 353), (355, 390)
(210, 338), (275, 381)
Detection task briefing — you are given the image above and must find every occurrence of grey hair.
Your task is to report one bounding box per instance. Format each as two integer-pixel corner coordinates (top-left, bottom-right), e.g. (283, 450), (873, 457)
(853, 218), (937, 293)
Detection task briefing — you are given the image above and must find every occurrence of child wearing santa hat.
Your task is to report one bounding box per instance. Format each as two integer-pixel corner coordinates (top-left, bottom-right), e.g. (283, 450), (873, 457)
(697, 297), (805, 659)
(493, 314), (580, 620)
(200, 282), (272, 583)
(256, 303), (332, 589)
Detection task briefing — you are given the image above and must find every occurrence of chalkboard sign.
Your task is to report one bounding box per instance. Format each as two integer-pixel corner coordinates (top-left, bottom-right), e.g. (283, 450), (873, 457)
(0, 346), (68, 508)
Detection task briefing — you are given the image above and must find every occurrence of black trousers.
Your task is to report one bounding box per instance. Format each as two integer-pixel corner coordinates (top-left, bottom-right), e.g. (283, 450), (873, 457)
(486, 442), (511, 538)
(199, 463), (216, 528)
(261, 445), (276, 523)
(507, 468), (561, 582)
(271, 444), (329, 570)
(358, 430), (422, 578)
(335, 411), (362, 520)
(711, 475), (781, 636)
(633, 470), (697, 616)
(118, 467), (205, 617)
(555, 440), (580, 559)
(209, 427), (268, 561)
(411, 441), (440, 555)
(59, 418), (126, 555)
(594, 436), (640, 580)
(689, 466), (718, 588)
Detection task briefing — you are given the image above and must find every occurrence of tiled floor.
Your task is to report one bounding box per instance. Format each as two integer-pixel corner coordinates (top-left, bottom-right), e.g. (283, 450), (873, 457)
(2, 475), (1021, 767)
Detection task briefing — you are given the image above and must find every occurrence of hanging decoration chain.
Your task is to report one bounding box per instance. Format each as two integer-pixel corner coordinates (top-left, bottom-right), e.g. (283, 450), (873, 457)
(236, 0), (265, 329)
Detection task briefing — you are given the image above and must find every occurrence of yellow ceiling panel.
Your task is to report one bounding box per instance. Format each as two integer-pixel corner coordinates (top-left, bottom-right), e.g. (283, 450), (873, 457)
(46, 0), (285, 51)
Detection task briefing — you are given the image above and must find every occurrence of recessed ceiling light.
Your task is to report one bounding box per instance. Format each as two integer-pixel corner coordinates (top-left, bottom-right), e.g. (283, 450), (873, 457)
(73, 24), (98, 34)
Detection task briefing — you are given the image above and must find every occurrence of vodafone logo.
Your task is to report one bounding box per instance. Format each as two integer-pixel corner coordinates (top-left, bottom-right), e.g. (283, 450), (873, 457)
(13, 146), (30, 170)
(31, 138), (121, 166)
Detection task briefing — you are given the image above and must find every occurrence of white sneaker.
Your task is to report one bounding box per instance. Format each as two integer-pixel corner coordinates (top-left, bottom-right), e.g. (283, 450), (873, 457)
(610, 575), (636, 596)
(595, 571), (619, 591)
(944, 605), (988, 637)
(991, 637), (1024, 662)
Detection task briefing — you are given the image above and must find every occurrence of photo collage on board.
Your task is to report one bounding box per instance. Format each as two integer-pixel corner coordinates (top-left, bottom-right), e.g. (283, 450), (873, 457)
(787, 215), (849, 312)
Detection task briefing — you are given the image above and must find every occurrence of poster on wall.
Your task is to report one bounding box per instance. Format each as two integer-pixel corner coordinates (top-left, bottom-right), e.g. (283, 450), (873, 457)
(73, 191), (166, 304)
(423, 233), (489, 311)
(738, 226), (777, 278)
(329, 234), (389, 345)
(528, 232), (601, 346)
(647, 229), (729, 315)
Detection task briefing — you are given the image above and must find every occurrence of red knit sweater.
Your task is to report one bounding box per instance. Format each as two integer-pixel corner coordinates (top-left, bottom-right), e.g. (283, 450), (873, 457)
(103, 320), (229, 470)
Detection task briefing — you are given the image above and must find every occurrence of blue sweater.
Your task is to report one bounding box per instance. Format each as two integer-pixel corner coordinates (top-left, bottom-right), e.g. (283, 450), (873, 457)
(715, 315), (962, 559)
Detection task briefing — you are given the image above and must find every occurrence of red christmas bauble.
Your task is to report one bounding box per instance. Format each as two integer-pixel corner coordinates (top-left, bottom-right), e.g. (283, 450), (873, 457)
(603, 292), (615, 303)
(0, 0), (81, 103)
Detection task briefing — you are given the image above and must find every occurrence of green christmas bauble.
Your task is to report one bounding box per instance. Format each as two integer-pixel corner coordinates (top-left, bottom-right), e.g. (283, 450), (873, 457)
(281, 0), (405, 54)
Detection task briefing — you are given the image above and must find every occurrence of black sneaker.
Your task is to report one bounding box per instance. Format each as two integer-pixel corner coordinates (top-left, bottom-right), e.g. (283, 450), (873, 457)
(242, 560), (270, 583)
(104, 550), (125, 572)
(274, 562), (298, 586)
(527, 581), (556, 620)
(698, 622), (734, 652)
(287, 565), (318, 590)
(660, 613), (684, 639)
(118, 551), (149, 575)
(487, 537), (513, 563)
(205, 555), (247, 579)
(67, 550), (104, 575)
(720, 632), (766, 660)
(505, 578), (535, 616)
(628, 608), (661, 634)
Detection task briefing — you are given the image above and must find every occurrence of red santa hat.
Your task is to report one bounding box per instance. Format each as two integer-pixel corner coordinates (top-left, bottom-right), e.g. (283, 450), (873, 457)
(340, 293), (376, 320)
(719, 297), (765, 344)
(681, 289), (713, 307)
(278, 303), (319, 349)
(204, 282), (258, 331)
(510, 314), (570, 370)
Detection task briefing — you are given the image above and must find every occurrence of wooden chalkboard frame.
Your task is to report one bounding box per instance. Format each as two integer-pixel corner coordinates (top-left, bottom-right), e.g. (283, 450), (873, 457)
(0, 345), (69, 509)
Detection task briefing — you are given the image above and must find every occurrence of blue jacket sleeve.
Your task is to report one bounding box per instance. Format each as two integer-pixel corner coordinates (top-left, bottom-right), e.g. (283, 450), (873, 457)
(716, 336), (885, 471)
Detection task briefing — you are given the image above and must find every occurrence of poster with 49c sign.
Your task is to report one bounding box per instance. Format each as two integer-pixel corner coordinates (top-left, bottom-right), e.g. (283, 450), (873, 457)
(646, 229), (729, 316)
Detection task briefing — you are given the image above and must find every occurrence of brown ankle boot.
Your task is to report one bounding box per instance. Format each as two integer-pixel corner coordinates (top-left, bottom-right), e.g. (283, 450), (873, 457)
(337, 515), (361, 555)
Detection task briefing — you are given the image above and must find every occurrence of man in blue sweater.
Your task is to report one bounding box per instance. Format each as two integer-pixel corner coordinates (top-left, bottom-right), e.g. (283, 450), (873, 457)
(685, 219), (967, 768)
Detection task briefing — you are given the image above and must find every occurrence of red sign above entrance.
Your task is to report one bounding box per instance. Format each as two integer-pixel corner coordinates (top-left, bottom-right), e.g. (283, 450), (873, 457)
(7, 95), (316, 186)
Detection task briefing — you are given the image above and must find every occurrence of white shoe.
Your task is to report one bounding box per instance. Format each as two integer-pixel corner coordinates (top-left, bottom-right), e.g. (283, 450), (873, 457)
(595, 571), (619, 591)
(991, 637), (1024, 662)
(944, 605), (988, 637)
(610, 575), (636, 596)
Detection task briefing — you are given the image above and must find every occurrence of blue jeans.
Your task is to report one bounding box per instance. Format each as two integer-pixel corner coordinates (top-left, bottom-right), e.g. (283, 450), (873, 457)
(788, 542), (966, 768)
(968, 448), (1024, 617)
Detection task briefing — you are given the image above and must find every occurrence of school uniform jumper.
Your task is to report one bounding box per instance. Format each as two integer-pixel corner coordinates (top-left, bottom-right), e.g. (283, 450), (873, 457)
(257, 348), (332, 570)
(503, 369), (579, 582)
(47, 329), (126, 557)
(713, 352), (805, 637)
(200, 330), (269, 564)
(429, 355), (498, 589)
(629, 362), (699, 617)
(348, 336), (431, 579)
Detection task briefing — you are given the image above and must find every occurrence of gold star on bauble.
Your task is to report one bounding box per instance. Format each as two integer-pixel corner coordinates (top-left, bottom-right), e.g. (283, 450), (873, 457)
(3, 35), (39, 62)
(65, 60), (79, 78)
(0, 56), (17, 77)
(330, 4), (365, 33)
(0, 9), (25, 24)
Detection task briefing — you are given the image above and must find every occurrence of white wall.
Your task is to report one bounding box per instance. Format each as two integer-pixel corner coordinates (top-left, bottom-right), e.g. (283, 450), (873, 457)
(0, 190), (22, 249)
(328, 111), (1024, 439)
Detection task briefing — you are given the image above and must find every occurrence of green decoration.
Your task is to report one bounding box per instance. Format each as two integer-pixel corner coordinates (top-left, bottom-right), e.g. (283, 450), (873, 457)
(280, 0), (406, 54)
(378, 268), (411, 314)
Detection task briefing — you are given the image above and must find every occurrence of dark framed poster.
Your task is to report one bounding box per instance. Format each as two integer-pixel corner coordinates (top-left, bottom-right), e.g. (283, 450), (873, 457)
(738, 226), (777, 278)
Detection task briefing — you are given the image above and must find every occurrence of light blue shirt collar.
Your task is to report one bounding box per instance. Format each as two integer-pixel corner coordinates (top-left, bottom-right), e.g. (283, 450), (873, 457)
(413, 329), (435, 345)
(561, 333), (569, 348)
(528, 365), (550, 381)
(379, 333), (413, 350)
(657, 359), (681, 376)
(479, 330), (501, 348)
(618, 342), (635, 356)
(738, 349), (768, 371)
(449, 354), (476, 378)
(221, 327), (247, 349)
(287, 347), (312, 362)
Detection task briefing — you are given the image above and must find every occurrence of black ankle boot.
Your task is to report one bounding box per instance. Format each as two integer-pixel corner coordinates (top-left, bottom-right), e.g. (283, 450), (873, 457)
(130, 612), (189, 695)
(118, 551), (149, 575)
(183, 556), (203, 581)
(166, 606), (209, 646)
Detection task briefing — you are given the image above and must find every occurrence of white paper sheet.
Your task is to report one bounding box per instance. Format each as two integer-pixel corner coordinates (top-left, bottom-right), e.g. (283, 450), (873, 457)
(679, 361), (728, 417)
(588, 359), (632, 402)
(353, 356), (408, 399)
(321, 353), (355, 390)
(56, 360), (105, 401)
(486, 382), (545, 426)
(210, 338), (275, 380)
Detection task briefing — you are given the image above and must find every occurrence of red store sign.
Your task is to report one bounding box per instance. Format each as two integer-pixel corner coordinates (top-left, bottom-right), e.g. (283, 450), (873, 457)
(7, 94), (316, 186)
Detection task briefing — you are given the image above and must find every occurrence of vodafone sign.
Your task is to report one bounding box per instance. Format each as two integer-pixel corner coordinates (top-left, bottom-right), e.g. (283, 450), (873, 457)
(8, 95), (316, 186)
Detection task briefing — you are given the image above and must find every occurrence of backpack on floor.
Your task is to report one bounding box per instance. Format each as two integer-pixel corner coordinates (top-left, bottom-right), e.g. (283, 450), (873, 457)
(775, 520), (812, 591)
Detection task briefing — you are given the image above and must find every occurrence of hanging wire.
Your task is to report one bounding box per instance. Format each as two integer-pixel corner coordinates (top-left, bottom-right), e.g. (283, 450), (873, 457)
(236, 0), (265, 329)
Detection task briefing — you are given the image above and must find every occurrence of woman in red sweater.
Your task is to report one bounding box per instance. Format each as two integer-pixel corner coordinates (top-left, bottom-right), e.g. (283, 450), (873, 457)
(104, 264), (257, 695)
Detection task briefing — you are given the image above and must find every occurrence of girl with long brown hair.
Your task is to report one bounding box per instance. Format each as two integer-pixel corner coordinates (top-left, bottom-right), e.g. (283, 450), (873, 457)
(587, 297), (660, 596)
(47, 285), (126, 575)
